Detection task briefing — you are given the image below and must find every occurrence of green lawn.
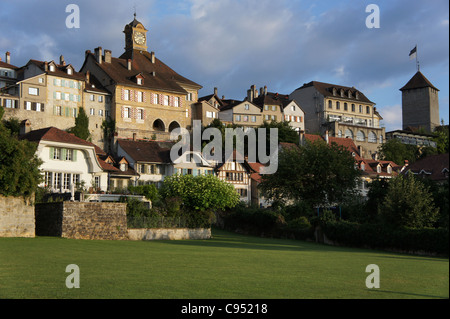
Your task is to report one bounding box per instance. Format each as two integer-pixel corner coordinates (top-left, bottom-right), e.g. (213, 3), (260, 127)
(0, 228), (448, 299)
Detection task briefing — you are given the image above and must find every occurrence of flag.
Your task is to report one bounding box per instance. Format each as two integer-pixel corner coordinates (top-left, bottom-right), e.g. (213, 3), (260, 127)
(409, 46), (417, 60)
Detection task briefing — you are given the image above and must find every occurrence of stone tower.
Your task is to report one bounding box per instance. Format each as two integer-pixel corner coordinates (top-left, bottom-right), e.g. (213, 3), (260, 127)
(400, 71), (440, 132)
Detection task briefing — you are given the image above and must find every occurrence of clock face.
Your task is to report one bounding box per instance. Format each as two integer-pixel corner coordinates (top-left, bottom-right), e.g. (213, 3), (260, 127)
(134, 32), (146, 45)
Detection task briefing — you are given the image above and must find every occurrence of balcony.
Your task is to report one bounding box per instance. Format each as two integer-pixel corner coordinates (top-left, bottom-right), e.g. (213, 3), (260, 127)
(325, 114), (379, 129)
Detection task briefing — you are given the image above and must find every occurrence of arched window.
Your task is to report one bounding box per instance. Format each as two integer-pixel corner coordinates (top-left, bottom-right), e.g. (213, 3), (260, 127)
(345, 129), (353, 139)
(368, 131), (377, 143)
(328, 100), (332, 109)
(338, 130), (343, 138)
(356, 130), (365, 141)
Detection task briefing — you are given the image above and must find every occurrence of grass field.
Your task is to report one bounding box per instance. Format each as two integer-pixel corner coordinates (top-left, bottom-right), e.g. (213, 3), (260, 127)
(0, 228), (448, 299)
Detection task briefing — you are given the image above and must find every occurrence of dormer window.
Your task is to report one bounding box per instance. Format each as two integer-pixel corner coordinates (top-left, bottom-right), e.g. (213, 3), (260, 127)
(67, 68), (72, 75)
(387, 166), (392, 174)
(137, 78), (142, 85)
(332, 88), (337, 96)
(120, 163), (128, 172)
(377, 165), (381, 174)
(49, 65), (55, 72)
(355, 92), (360, 100)
(340, 89), (344, 97)
(361, 163), (365, 171)
(348, 91), (352, 98)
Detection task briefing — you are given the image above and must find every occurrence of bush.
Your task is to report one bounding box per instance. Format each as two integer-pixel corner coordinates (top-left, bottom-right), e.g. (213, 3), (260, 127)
(222, 204), (282, 235)
(321, 220), (449, 255)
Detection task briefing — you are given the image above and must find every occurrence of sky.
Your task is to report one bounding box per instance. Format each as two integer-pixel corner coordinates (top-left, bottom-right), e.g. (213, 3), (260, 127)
(0, 0), (448, 132)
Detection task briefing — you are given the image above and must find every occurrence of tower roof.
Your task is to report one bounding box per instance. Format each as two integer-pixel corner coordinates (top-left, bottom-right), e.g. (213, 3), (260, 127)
(400, 71), (439, 91)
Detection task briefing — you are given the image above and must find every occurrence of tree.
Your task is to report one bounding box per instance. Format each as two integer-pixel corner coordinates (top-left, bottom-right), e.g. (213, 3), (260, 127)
(160, 174), (240, 212)
(0, 107), (42, 197)
(380, 175), (439, 228)
(259, 120), (299, 144)
(378, 138), (416, 165)
(259, 139), (360, 208)
(68, 107), (90, 141)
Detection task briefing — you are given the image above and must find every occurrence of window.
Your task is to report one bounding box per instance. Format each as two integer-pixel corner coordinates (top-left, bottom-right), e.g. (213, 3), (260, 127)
(137, 109), (144, 120)
(123, 107), (130, 119)
(63, 173), (71, 190)
(272, 105), (276, 111)
(366, 106), (371, 114)
(55, 106), (62, 116)
(356, 130), (365, 142)
(271, 115), (276, 121)
(53, 148), (61, 160)
(65, 149), (73, 161)
(264, 115), (270, 121)
(345, 129), (354, 139)
(206, 111), (213, 118)
(174, 97), (180, 107)
(39, 77), (44, 84)
(72, 174), (80, 186)
(235, 115), (241, 122)
(25, 101), (32, 110)
(251, 116), (256, 123)
(164, 95), (169, 106)
(94, 176), (100, 188)
(44, 172), (52, 187)
(377, 165), (381, 174)
(98, 109), (104, 117)
(243, 116), (249, 122)
(187, 93), (193, 101)
(28, 87), (39, 96)
(245, 104), (249, 110)
(54, 173), (61, 189)
(49, 65), (55, 72)
(137, 78), (142, 85)
(387, 166), (392, 174)
(328, 101), (332, 109)
(154, 94), (159, 105)
(124, 90), (130, 101)
(67, 68), (72, 75)
(291, 105), (295, 111)
(90, 94), (95, 101)
(90, 108), (95, 116)
(359, 105), (363, 113)
(344, 103), (348, 111)
(351, 104), (355, 112)
(264, 105), (269, 111)
(336, 101), (340, 110)
(137, 91), (143, 103)
(368, 131), (377, 143)
(98, 95), (103, 103)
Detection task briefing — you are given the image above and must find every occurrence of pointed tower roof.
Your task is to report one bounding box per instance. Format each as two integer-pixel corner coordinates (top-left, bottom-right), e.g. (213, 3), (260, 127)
(400, 71), (439, 91)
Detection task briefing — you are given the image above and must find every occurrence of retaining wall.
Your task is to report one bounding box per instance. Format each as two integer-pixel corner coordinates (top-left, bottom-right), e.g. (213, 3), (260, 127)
(0, 195), (35, 238)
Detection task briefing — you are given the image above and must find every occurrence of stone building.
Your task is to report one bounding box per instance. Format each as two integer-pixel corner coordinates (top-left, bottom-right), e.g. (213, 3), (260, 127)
(80, 16), (202, 144)
(290, 81), (385, 159)
(400, 71), (440, 133)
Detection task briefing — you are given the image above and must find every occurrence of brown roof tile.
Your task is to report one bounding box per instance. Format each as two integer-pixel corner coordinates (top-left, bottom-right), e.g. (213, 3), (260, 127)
(400, 71), (439, 91)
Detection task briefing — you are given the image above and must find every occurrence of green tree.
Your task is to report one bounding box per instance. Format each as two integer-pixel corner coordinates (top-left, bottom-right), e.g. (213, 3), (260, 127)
(68, 107), (90, 141)
(259, 139), (360, 208)
(378, 138), (416, 165)
(0, 107), (42, 197)
(259, 120), (299, 144)
(380, 175), (439, 228)
(160, 174), (240, 212)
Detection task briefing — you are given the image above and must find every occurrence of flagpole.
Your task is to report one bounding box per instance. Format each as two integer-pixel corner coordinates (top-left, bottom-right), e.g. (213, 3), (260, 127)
(416, 44), (420, 71)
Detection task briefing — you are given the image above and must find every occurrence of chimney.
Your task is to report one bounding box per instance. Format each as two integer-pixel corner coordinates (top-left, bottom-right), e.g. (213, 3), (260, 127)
(86, 70), (91, 83)
(60, 55), (66, 66)
(85, 50), (91, 58)
(44, 62), (48, 72)
(6, 51), (11, 64)
(150, 51), (155, 63)
(20, 119), (31, 136)
(104, 50), (112, 63)
(260, 87), (264, 96)
(127, 59), (132, 70)
(324, 130), (329, 144)
(247, 89), (253, 102)
(264, 85), (267, 95)
(214, 87), (218, 96)
(95, 47), (103, 64)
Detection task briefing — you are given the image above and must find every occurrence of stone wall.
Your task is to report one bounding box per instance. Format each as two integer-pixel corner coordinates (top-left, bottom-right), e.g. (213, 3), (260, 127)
(0, 195), (35, 238)
(35, 202), (128, 240)
(128, 228), (211, 241)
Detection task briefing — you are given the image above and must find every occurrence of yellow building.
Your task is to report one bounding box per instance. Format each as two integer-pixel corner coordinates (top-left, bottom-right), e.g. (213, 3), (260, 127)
(290, 81), (385, 158)
(80, 16), (202, 144)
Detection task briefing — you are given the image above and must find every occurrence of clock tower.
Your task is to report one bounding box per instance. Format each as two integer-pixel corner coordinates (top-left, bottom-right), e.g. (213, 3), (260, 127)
(124, 14), (148, 52)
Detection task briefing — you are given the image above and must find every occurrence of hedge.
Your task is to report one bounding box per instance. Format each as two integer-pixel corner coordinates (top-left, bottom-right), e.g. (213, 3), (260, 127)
(321, 221), (449, 256)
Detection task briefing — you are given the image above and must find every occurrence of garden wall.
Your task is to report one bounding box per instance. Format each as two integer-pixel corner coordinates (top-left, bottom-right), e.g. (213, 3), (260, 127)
(128, 228), (211, 240)
(35, 202), (128, 240)
(0, 195), (35, 238)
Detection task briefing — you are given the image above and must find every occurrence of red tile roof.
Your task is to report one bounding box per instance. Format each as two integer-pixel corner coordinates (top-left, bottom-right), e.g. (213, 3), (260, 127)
(402, 153), (449, 181)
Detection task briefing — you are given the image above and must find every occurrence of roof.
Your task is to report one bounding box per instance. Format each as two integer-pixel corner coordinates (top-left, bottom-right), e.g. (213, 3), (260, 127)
(402, 153), (449, 181)
(21, 59), (85, 81)
(0, 61), (18, 69)
(400, 71), (439, 91)
(21, 127), (104, 154)
(88, 49), (201, 94)
(294, 81), (374, 104)
(117, 139), (173, 163)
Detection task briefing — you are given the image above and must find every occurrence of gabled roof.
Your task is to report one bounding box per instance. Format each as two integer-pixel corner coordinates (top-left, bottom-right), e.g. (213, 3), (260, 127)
(294, 81), (374, 104)
(117, 139), (173, 163)
(400, 71), (439, 91)
(0, 60), (18, 69)
(20, 59), (85, 81)
(21, 127), (102, 153)
(402, 153), (449, 181)
(87, 49), (201, 94)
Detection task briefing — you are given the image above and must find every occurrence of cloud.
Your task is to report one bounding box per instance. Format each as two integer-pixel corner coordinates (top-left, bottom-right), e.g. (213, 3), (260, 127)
(380, 104), (402, 132)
